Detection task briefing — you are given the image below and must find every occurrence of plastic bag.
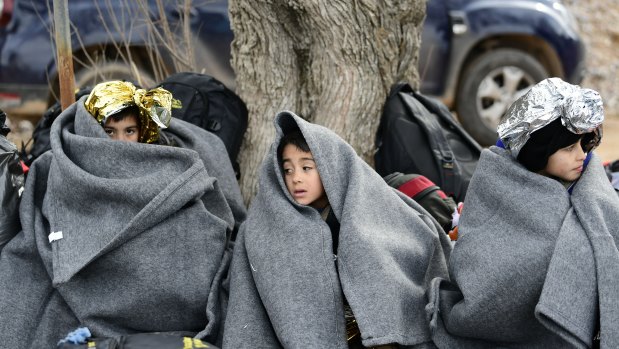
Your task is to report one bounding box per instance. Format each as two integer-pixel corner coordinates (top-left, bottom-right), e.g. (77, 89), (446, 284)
(0, 111), (24, 250)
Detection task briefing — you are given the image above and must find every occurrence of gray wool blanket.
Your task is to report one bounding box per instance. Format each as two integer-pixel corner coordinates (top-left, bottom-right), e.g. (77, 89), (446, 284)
(427, 146), (619, 348)
(162, 116), (246, 229)
(0, 97), (242, 347)
(223, 112), (452, 348)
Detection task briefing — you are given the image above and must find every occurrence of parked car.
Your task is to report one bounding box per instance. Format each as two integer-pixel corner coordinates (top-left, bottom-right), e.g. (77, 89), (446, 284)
(419, 0), (584, 145)
(0, 0), (584, 146)
(0, 0), (234, 111)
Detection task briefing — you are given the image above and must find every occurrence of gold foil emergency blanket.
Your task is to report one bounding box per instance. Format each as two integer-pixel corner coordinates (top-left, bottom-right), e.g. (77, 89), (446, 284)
(84, 80), (175, 143)
(497, 77), (604, 158)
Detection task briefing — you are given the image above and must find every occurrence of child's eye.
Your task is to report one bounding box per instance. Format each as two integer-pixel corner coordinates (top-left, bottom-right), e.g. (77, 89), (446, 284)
(104, 129), (114, 135)
(562, 143), (576, 151)
(283, 168), (293, 175)
(302, 166), (313, 171)
(126, 129), (136, 135)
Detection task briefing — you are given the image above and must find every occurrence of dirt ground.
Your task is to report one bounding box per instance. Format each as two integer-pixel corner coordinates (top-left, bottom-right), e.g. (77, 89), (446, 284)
(564, 0), (619, 117)
(562, 0), (619, 162)
(596, 116), (619, 162)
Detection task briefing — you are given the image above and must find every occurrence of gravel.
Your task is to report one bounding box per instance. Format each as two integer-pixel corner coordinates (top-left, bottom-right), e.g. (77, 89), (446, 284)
(564, 0), (619, 118)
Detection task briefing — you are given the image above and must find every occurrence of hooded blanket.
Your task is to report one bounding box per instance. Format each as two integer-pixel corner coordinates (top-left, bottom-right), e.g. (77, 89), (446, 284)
(223, 112), (452, 348)
(0, 97), (242, 347)
(427, 146), (619, 348)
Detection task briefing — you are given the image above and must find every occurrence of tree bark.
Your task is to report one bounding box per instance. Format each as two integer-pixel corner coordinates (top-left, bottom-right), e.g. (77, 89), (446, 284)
(230, 0), (427, 202)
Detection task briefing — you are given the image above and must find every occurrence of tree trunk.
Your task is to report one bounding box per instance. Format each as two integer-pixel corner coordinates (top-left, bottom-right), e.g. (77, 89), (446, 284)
(230, 0), (427, 202)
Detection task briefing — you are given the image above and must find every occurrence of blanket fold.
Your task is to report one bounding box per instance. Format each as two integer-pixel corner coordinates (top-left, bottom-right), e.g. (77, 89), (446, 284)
(536, 150), (619, 348)
(0, 97), (239, 347)
(223, 112), (451, 348)
(161, 117), (246, 230)
(427, 146), (619, 348)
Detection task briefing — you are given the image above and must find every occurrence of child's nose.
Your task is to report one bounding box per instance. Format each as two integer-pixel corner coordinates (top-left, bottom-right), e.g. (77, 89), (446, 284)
(576, 144), (586, 159)
(293, 172), (302, 183)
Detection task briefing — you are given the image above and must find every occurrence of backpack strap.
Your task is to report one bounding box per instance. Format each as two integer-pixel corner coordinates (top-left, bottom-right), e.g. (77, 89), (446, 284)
(384, 172), (456, 233)
(413, 91), (482, 154)
(388, 81), (415, 98)
(397, 174), (447, 200)
(398, 91), (458, 197)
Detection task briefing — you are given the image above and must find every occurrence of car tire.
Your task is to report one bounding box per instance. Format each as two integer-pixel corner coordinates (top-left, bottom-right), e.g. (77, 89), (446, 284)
(74, 61), (156, 90)
(456, 48), (549, 146)
(48, 60), (156, 107)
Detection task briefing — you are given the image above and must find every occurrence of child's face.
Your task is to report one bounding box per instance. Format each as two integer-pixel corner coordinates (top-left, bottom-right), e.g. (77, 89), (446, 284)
(281, 144), (328, 209)
(540, 139), (587, 182)
(104, 115), (140, 142)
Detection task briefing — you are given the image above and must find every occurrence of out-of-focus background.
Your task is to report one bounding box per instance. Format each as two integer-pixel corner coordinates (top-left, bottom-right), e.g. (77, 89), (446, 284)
(563, 0), (619, 162)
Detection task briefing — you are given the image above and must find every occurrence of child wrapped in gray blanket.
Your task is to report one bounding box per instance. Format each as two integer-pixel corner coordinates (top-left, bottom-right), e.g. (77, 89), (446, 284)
(427, 78), (619, 348)
(87, 80), (246, 228)
(223, 111), (452, 348)
(0, 81), (241, 347)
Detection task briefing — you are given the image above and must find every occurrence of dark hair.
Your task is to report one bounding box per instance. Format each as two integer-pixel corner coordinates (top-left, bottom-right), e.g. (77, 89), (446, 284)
(517, 118), (582, 172)
(277, 130), (310, 161)
(107, 105), (140, 123)
(0, 108), (9, 136)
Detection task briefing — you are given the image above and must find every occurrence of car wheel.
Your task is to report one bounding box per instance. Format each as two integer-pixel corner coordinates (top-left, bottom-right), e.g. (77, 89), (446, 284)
(456, 48), (549, 146)
(48, 60), (156, 107)
(74, 61), (156, 90)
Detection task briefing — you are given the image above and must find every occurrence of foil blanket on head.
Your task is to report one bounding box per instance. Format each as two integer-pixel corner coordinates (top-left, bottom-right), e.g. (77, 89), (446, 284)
(498, 77), (604, 158)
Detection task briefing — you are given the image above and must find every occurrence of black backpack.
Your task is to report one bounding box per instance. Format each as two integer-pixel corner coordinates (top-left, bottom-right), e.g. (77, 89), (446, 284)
(25, 87), (94, 167)
(157, 72), (248, 176)
(375, 82), (482, 202)
(384, 172), (456, 233)
(1, 109), (25, 249)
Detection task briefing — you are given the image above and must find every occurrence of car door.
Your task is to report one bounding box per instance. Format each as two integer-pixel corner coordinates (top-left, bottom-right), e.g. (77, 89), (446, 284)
(419, 0), (452, 96)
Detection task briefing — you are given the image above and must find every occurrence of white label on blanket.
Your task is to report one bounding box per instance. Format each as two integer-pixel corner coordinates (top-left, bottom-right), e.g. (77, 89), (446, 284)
(48, 231), (63, 243)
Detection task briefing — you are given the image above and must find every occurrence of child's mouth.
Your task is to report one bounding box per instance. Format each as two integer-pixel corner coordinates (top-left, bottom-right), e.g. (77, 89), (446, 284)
(293, 190), (306, 197)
